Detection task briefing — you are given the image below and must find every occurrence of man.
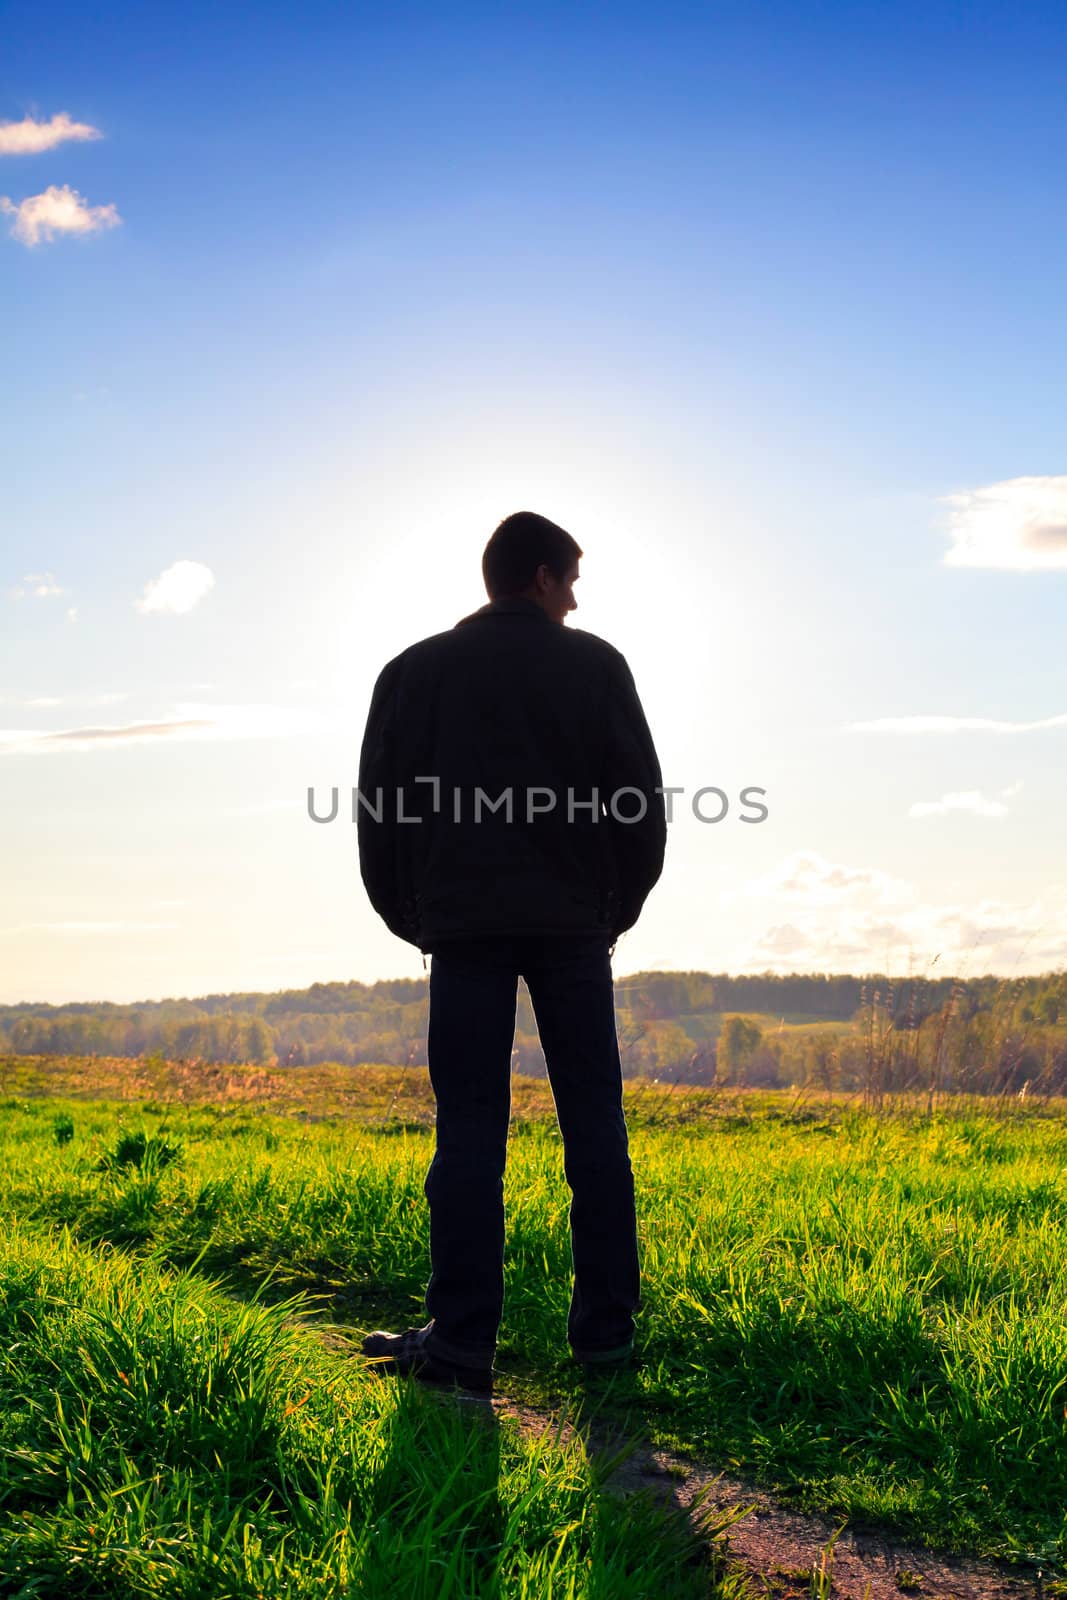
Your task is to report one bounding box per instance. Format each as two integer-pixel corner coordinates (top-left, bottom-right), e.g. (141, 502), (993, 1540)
(357, 510), (666, 1394)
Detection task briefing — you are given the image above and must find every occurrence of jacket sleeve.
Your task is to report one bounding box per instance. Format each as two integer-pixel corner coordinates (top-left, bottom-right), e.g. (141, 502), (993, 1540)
(600, 651), (667, 938)
(357, 656), (420, 946)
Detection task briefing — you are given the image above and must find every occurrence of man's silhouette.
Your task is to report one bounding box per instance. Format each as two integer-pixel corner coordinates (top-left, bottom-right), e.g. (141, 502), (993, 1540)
(357, 511), (666, 1393)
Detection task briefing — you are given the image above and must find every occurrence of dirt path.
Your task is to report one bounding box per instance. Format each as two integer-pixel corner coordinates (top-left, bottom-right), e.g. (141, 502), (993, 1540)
(321, 1318), (1048, 1597)
(490, 1396), (1045, 1600)
(319, 1323), (1049, 1598)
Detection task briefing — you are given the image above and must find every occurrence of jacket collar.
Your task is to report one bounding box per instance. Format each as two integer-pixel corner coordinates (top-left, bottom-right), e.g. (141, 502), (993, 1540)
(455, 595), (553, 627)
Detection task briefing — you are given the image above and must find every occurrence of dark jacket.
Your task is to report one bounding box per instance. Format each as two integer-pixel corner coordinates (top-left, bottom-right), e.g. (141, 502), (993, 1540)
(357, 595), (666, 952)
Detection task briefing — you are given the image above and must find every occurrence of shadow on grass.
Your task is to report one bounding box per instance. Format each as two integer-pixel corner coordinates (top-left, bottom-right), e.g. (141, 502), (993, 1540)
(351, 1378), (507, 1598)
(202, 1278), (739, 1596)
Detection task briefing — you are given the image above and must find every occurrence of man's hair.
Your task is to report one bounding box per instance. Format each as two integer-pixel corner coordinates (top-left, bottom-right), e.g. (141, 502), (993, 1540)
(482, 511), (583, 599)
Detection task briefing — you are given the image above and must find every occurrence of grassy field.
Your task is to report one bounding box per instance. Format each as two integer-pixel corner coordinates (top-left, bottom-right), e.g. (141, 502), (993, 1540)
(2, 1055), (1066, 1592)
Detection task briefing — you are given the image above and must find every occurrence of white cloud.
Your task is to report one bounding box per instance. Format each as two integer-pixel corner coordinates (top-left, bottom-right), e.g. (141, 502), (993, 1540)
(1, 184), (120, 247)
(847, 712), (1067, 735)
(745, 892), (1067, 977)
(909, 784), (1021, 819)
(941, 475), (1067, 570)
(8, 571), (66, 600)
(744, 849), (912, 908)
(0, 701), (325, 754)
(67, 607), (78, 623)
(752, 922), (809, 957)
(0, 112), (102, 155)
(135, 561), (215, 615)
(23, 571), (64, 597)
(735, 847), (1067, 975)
(0, 717), (215, 753)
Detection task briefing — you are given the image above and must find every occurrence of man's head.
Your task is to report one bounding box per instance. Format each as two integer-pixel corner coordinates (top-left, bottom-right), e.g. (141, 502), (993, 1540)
(482, 511), (582, 625)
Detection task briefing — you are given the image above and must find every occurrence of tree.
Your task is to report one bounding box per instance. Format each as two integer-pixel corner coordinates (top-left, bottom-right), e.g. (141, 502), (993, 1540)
(717, 1016), (762, 1082)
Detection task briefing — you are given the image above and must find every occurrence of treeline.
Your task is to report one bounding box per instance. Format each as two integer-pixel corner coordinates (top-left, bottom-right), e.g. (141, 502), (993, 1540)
(2, 970), (1066, 1094)
(611, 969), (1067, 1025)
(0, 979), (431, 1068)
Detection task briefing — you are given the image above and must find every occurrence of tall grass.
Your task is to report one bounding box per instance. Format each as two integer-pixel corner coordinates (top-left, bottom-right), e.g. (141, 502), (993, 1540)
(0, 1225), (728, 1598)
(2, 1095), (1067, 1567)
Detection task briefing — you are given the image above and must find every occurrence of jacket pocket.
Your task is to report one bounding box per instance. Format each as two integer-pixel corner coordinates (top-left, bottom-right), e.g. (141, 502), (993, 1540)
(593, 823), (622, 929)
(598, 882), (620, 931)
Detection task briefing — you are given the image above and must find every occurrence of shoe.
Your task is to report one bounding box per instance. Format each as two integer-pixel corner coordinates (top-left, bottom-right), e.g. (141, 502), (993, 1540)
(571, 1340), (635, 1373)
(361, 1325), (495, 1395)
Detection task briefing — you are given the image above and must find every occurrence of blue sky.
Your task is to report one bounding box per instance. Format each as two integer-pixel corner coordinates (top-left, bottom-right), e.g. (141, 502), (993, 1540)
(2, 0), (1065, 1002)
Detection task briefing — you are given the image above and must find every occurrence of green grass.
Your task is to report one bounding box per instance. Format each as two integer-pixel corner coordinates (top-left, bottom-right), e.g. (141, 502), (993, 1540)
(0, 1224), (730, 1598)
(1, 1076), (1067, 1579)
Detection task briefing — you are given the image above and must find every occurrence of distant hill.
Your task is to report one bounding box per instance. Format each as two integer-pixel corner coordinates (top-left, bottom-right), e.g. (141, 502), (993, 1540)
(2, 969), (1064, 1092)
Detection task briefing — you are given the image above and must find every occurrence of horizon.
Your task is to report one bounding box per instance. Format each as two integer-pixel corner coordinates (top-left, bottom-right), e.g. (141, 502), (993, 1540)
(3, 959), (1063, 1015)
(3, 0), (1066, 1003)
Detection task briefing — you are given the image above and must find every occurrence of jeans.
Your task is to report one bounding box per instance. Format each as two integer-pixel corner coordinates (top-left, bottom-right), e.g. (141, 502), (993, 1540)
(421, 933), (640, 1364)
